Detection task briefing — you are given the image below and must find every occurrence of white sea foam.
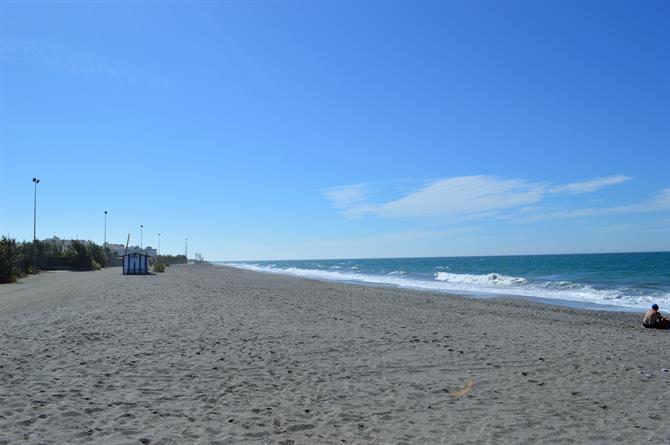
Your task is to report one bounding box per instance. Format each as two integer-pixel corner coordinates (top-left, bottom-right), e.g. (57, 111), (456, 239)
(434, 272), (527, 285)
(222, 263), (669, 309)
(388, 271), (409, 275)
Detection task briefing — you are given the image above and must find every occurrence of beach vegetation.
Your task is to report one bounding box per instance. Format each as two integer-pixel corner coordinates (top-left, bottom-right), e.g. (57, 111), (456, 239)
(156, 254), (187, 265)
(67, 240), (97, 271)
(89, 243), (108, 268)
(0, 236), (21, 283)
(19, 240), (42, 274)
(0, 235), (179, 283)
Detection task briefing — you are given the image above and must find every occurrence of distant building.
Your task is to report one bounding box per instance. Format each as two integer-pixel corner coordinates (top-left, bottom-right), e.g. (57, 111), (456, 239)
(41, 236), (79, 253)
(122, 245), (141, 255)
(39, 237), (156, 258)
(106, 243), (127, 256)
(108, 244), (156, 257)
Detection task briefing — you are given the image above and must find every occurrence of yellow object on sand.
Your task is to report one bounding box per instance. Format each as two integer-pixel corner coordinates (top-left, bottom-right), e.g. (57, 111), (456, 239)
(450, 378), (475, 398)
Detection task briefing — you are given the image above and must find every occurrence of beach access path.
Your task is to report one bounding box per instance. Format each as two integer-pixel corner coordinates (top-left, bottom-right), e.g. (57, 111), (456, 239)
(0, 264), (668, 444)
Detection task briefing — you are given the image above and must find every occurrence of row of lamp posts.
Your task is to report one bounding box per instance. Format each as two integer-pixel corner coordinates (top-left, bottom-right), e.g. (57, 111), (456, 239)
(31, 178), (181, 261)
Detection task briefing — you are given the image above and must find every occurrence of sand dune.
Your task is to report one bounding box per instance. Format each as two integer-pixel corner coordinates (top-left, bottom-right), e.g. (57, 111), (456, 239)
(0, 265), (668, 444)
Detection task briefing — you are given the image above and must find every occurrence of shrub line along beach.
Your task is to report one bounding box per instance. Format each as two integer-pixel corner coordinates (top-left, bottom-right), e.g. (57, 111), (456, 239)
(0, 236), (187, 283)
(0, 264), (668, 444)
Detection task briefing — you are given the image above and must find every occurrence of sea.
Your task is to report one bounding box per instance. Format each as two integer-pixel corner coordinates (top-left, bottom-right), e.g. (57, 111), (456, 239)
(220, 252), (670, 311)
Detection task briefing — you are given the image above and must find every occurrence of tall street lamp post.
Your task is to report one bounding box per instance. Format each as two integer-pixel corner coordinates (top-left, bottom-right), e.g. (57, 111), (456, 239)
(158, 233), (161, 257)
(140, 225), (144, 250)
(32, 178), (40, 242)
(104, 211), (108, 248)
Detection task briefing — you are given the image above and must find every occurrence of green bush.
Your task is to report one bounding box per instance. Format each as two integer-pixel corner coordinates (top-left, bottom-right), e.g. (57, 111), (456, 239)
(1, 237), (116, 281)
(19, 241), (41, 275)
(153, 263), (165, 273)
(67, 240), (95, 271)
(104, 247), (121, 266)
(89, 243), (107, 268)
(0, 236), (20, 283)
(156, 254), (187, 265)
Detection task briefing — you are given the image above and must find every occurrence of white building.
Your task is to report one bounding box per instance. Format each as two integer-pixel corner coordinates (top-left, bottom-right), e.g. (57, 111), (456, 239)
(41, 236), (81, 252)
(109, 244), (156, 257)
(106, 243), (127, 256)
(40, 237), (156, 258)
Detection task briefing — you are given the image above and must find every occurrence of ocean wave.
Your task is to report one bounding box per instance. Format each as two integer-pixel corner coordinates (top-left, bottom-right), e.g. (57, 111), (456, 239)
(222, 263), (669, 309)
(388, 270), (409, 275)
(435, 272), (527, 285)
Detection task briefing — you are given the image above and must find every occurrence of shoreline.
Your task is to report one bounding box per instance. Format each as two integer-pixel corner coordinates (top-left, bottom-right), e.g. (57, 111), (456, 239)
(3, 264), (645, 316)
(220, 265), (645, 321)
(1, 264), (667, 443)
(218, 263), (645, 314)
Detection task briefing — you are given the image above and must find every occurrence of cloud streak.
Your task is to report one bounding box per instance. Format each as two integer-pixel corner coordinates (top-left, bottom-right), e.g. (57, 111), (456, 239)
(372, 176), (545, 218)
(0, 37), (168, 89)
(320, 183), (370, 209)
(512, 188), (670, 223)
(323, 175), (546, 219)
(550, 175), (631, 194)
(322, 175), (670, 224)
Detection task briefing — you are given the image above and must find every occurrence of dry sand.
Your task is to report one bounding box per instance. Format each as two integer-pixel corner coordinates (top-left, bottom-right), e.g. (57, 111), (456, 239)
(0, 264), (668, 444)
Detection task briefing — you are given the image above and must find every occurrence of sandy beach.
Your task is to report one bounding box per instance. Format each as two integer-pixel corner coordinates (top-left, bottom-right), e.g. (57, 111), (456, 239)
(1, 264), (668, 444)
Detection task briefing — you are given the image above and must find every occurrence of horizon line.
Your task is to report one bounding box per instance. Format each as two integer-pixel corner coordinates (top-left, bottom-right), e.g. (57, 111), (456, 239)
(213, 249), (670, 263)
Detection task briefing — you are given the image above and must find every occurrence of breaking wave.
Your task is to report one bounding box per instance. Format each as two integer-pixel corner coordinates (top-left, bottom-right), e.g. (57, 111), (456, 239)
(435, 272), (527, 285)
(222, 262), (669, 309)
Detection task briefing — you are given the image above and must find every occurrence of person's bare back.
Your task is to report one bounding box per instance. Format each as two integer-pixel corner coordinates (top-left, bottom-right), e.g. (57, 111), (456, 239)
(643, 304), (670, 329)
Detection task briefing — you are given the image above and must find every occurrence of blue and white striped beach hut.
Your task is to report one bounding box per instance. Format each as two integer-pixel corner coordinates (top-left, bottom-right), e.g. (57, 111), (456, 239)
(123, 252), (150, 275)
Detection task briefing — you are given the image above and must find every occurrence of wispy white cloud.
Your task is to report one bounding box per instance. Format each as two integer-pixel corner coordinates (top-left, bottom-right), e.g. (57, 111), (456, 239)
(323, 175), (546, 219)
(550, 175), (631, 194)
(373, 176), (545, 218)
(0, 37), (168, 89)
(650, 188), (670, 209)
(322, 174), (669, 225)
(321, 183), (370, 209)
(595, 219), (670, 234)
(512, 188), (670, 223)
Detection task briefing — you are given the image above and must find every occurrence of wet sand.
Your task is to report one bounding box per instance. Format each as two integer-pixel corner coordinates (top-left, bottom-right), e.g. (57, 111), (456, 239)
(0, 264), (668, 444)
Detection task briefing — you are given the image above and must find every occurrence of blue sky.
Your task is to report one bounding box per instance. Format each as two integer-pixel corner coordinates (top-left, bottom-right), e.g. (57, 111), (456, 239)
(0, 1), (668, 260)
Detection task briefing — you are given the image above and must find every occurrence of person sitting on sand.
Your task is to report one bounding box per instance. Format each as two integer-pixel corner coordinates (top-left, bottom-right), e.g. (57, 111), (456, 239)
(643, 304), (670, 329)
